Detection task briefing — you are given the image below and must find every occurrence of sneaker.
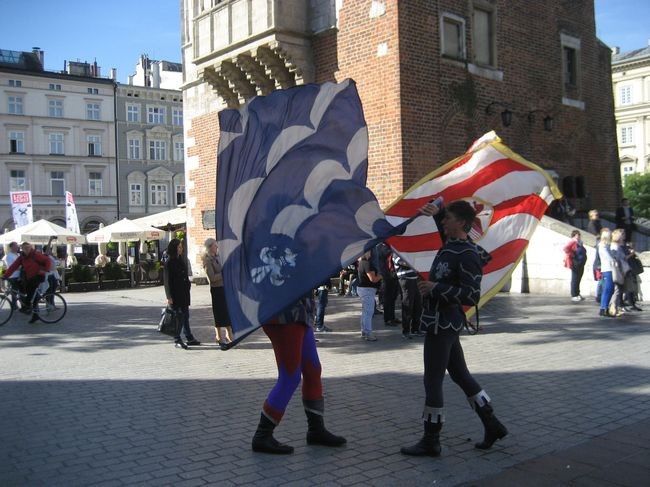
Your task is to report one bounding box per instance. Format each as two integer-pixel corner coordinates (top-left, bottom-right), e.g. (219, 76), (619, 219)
(571, 296), (581, 302)
(315, 325), (332, 333)
(175, 341), (188, 349)
(578, 295), (585, 301)
(363, 333), (378, 341)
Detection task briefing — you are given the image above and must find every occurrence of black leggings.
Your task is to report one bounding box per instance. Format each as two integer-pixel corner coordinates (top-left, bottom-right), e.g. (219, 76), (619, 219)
(423, 327), (482, 408)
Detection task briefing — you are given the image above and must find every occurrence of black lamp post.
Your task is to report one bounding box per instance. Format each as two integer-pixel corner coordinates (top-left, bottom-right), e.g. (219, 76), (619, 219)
(528, 110), (554, 132)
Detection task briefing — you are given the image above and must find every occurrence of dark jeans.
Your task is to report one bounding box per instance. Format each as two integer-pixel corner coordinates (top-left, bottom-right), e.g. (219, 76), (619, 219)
(314, 289), (328, 329)
(172, 306), (194, 342)
(570, 264), (585, 297)
(399, 278), (422, 334)
(25, 275), (45, 308)
(382, 275), (399, 322)
(424, 327), (481, 408)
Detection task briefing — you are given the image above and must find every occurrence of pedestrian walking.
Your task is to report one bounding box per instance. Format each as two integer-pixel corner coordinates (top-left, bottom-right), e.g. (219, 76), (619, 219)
(314, 278), (332, 332)
(163, 238), (200, 349)
(357, 251), (382, 341)
(597, 228), (616, 317)
(563, 230), (587, 302)
(202, 238), (233, 346)
(394, 253), (422, 339)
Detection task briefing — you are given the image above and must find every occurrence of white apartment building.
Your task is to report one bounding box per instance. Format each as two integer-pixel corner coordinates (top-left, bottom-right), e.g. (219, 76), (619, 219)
(128, 54), (183, 91)
(0, 49), (117, 233)
(612, 42), (650, 181)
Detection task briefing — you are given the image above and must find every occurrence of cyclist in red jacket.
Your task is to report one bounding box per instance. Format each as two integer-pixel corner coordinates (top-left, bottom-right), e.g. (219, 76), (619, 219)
(2, 241), (52, 323)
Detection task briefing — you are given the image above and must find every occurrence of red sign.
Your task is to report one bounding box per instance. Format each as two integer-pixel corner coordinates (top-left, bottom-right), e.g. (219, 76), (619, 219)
(11, 192), (31, 204)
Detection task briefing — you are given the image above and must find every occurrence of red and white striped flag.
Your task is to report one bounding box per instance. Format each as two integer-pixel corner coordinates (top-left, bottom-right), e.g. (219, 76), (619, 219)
(385, 131), (561, 309)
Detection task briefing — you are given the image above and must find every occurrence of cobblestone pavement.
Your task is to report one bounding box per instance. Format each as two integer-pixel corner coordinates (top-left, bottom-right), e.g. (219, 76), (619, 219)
(1, 286), (649, 486)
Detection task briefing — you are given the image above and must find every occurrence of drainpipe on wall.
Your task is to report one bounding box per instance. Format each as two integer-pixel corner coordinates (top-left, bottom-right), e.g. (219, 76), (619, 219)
(113, 81), (120, 220)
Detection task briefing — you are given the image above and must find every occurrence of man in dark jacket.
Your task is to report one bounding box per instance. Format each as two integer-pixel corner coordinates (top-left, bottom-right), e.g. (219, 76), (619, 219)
(615, 199), (634, 242)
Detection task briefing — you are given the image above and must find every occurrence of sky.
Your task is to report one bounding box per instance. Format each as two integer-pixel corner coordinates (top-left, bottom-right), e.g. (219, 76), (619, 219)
(0, 0), (648, 84)
(0, 0), (181, 83)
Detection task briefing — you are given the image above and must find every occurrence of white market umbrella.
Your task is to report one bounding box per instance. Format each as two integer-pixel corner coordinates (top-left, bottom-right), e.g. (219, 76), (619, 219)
(0, 219), (86, 245)
(132, 206), (186, 229)
(86, 218), (164, 243)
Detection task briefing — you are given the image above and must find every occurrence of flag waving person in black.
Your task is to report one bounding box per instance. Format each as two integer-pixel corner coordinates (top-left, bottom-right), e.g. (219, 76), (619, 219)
(401, 199), (508, 458)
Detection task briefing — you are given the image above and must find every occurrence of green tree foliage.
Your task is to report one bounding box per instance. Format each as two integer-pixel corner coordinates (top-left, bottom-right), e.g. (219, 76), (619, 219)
(623, 173), (650, 218)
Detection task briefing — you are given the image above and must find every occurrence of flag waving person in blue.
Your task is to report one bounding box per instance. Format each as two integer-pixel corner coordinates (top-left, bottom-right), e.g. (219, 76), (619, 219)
(216, 80), (409, 454)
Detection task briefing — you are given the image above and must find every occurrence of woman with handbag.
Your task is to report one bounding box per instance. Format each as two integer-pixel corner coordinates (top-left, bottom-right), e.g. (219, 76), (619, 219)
(202, 238), (234, 346)
(597, 229), (617, 318)
(163, 238), (200, 349)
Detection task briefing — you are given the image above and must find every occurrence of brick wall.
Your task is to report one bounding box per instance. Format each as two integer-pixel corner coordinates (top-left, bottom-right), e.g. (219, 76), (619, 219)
(185, 110), (220, 269)
(313, 0), (404, 207)
(395, 0), (620, 212)
(311, 0), (620, 211)
(185, 0), (620, 271)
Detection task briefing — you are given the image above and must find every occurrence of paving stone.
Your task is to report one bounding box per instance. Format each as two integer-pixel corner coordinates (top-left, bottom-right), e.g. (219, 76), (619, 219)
(1, 289), (649, 486)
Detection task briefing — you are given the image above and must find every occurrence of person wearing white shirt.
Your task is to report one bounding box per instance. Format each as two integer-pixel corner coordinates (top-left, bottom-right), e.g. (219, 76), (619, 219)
(2, 242), (21, 309)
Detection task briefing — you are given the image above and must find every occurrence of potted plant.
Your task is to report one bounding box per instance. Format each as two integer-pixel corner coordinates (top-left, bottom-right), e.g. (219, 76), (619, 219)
(100, 261), (131, 290)
(67, 264), (100, 292)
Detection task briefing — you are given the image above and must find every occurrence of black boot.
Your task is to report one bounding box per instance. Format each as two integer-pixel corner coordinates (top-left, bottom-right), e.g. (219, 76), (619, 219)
(251, 413), (294, 454)
(474, 403), (508, 449)
(400, 420), (442, 457)
(304, 399), (346, 446)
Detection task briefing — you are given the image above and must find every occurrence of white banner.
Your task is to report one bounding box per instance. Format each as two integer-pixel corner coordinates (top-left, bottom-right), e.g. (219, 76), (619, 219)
(65, 191), (80, 234)
(10, 191), (33, 228)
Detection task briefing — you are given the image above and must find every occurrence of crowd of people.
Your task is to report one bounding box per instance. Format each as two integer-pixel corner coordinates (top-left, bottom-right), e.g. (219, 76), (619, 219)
(563, 202), (644, 318)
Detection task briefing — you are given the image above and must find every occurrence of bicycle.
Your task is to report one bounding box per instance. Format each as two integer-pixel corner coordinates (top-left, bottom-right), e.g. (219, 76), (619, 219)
(0, 279), (67, 326)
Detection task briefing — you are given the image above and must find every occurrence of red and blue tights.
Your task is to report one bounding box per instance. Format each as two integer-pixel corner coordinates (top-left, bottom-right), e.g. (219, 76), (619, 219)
(262, 323), (322, 424)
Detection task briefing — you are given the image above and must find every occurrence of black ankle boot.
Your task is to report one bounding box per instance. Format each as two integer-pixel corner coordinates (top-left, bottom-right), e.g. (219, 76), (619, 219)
(304, 399), (346, 446)
(251, 413), (294, 454)
(400, 420), (442, 457)
(474, 403), (508, 449)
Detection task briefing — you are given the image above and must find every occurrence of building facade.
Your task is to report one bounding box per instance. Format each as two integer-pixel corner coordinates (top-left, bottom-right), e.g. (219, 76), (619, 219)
(128, 54), (184, 91)
(180, 0), (621, 272)
(115, 82), (185, 220)
(612, 42), (650, 180)
(0, 49), (117, 233)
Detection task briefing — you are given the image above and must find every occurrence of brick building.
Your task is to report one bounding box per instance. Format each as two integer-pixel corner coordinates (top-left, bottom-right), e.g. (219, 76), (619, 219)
(180, 0), (620, 272)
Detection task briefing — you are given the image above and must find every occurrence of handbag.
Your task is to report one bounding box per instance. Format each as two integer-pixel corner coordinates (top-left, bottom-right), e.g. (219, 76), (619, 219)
(611, 260), (625, 285)
(629, 256), (644, 275)
(158, 306), (180, 337)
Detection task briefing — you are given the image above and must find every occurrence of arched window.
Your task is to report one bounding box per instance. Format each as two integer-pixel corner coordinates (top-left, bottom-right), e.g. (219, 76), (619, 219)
(83, 220), (102, 234)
